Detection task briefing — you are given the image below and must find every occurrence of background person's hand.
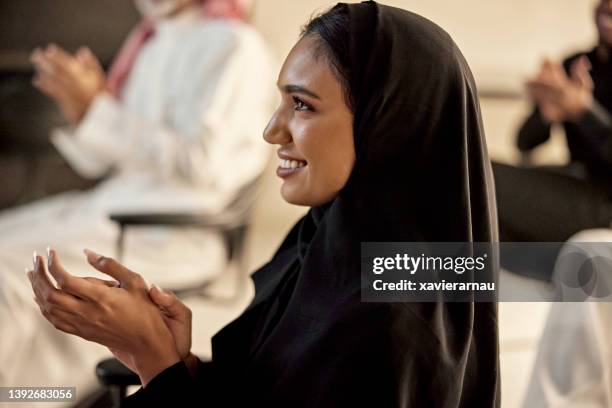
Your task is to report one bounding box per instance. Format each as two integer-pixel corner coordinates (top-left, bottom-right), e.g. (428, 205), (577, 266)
(27, 248), (181, 386)
(30, 44), (109, 125)
(526, 56), (594, 123)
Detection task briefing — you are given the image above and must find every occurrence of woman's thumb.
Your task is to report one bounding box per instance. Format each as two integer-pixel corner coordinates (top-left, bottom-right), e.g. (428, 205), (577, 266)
(149, 284), (184, 316)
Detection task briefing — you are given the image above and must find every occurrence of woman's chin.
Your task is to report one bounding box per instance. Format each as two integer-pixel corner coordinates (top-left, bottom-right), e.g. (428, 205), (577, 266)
(280, 186), (309, 207)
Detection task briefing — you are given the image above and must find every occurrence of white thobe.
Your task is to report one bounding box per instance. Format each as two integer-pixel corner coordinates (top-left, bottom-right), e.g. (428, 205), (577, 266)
(0, 8), (276, 402)
(523, 229), (612, 408)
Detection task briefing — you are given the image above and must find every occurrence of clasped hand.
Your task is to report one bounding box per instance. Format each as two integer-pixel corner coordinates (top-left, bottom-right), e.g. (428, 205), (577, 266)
(30, 44), (108, 126)
(26, 248), (195, 386)
(526, 56), (594, 124)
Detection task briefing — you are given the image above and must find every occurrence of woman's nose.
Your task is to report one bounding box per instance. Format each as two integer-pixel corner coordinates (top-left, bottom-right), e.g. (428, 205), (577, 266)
(263, 108), (292, 145)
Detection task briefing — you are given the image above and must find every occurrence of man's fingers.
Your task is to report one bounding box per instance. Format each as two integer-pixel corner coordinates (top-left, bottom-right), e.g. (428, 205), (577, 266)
(77, 47), (104, 74)
(32, 52), (73, 89)
(32, 73), (72, 103)
(84, 249), (144, 289)
(570, 56), (594, 90)
(549, 62), (568, 83)
(45, 44), (76, 73)
(34, 44), (81, 99)
(527, 81), (562, 99)
(536, 58), (568, 87)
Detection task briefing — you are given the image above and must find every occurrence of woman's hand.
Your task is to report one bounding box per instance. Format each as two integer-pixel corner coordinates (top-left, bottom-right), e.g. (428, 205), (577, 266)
(30, 44), (109, 126)
(149, 285), (192, 360)
(106, 284), (196, 376)
(27, 248), (181, 386)
(148, 285), (200, 377)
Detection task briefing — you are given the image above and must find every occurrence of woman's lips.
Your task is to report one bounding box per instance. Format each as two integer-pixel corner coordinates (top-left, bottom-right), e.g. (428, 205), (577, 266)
(276, 158), (307, 178)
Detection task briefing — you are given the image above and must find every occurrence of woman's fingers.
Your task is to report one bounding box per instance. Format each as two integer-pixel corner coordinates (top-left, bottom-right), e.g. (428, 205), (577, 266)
(46, 247), (72, 288)
(149, 285), (191, 320)
(83, 249), (145, 290)
(83, 277), (120, 287)
(28, 255), (84, 315)
(31, 252), (57, 293)
(46, 248), (105, 302)
(33, 296), (79, 335)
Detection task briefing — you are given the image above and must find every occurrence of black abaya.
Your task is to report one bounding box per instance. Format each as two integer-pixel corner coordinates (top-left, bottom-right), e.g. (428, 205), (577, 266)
(126, 2), (500, 406)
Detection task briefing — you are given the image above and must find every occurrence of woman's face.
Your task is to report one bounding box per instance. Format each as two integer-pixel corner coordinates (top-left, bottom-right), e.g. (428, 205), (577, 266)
(263, 36), (355, 207)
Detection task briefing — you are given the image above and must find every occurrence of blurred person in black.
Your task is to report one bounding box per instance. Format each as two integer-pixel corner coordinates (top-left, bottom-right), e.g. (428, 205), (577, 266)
(493, 0), (612, 280)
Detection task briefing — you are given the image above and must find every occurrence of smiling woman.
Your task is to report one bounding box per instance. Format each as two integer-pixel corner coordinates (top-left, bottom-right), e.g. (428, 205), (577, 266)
(264, 31), (355, 206)
(26, 2), (500, 407)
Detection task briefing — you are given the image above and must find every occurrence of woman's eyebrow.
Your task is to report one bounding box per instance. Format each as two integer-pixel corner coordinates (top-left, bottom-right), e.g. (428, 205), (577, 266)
(280, 84), (321, 100)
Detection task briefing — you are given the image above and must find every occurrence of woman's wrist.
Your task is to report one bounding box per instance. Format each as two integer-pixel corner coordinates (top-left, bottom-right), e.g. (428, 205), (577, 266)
(133, 340), (182, 387)
(183, 352), (199, 378)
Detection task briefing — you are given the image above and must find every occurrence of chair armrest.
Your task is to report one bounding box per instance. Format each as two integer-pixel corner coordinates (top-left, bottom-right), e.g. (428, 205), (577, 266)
(96, 358), (140, 387)
(109, 211), (250, 264)
(109, 212), (242, 230)
(518, 150), (534, 167)
(96, 357), (213, 390)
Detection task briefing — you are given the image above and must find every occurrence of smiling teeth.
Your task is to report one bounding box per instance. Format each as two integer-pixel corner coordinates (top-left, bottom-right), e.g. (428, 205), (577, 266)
(280, 159), (306, 169)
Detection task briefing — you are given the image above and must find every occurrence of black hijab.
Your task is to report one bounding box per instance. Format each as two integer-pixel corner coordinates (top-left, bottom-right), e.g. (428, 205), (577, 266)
(134, 2), (500, 407)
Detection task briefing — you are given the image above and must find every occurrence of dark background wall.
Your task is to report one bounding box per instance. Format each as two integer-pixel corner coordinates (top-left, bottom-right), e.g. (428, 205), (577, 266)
(0, 0), (140, 70)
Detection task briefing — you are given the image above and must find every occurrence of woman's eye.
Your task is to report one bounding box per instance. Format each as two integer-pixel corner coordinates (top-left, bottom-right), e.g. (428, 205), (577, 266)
(292, 96), (312, 112)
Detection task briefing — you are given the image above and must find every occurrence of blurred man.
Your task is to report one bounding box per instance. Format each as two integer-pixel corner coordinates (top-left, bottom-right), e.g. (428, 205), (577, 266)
(0, 0), (275, 395)
(493, 0), (612, 280)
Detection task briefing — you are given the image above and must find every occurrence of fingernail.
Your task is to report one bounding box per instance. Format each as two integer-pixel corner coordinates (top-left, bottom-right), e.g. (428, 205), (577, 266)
(46, 246), (53, 267)
(83, 248), (101, 262)
(33, 251), (38, 268)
